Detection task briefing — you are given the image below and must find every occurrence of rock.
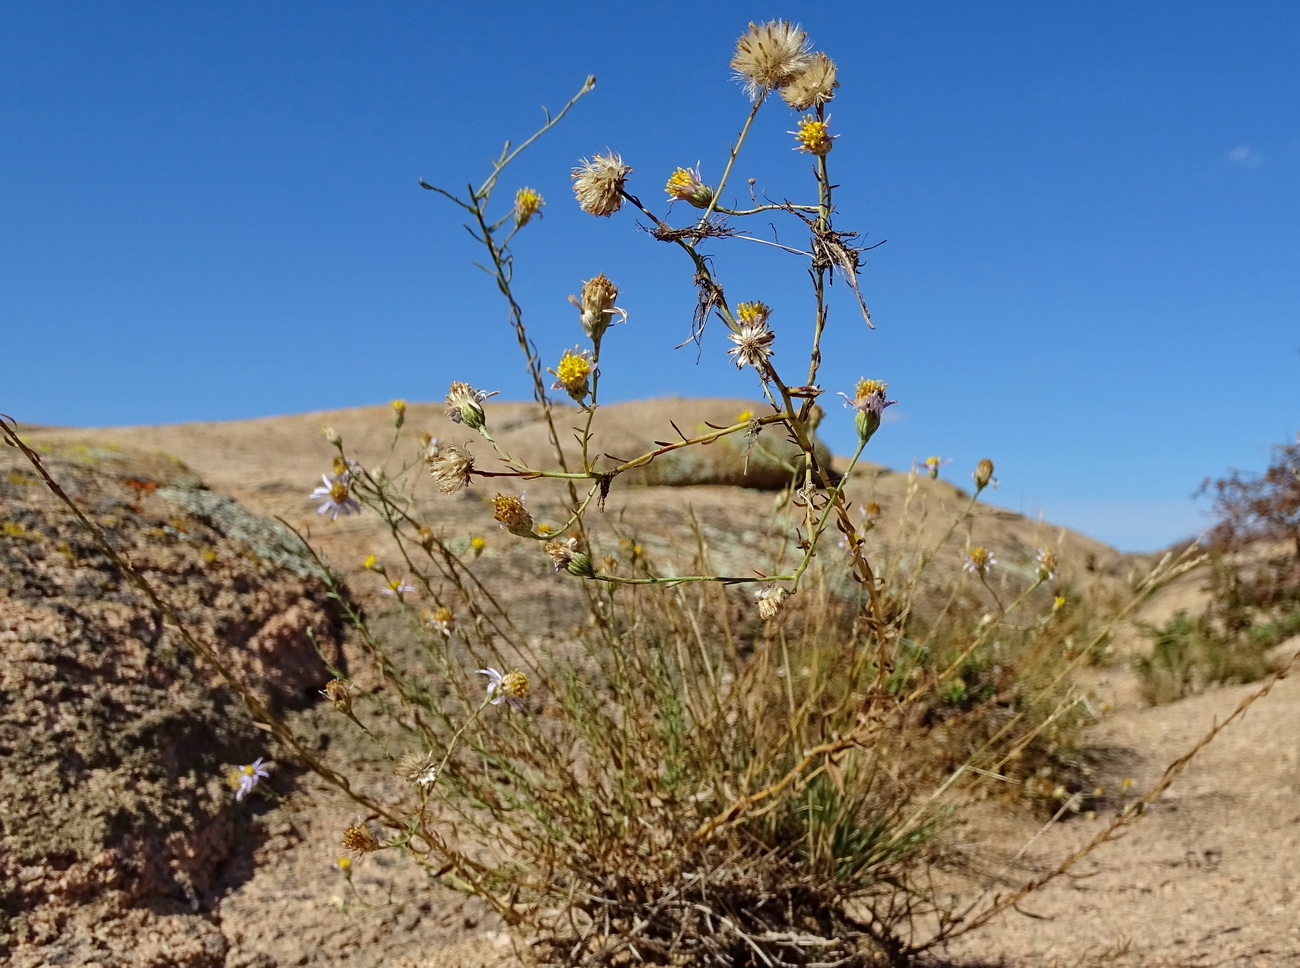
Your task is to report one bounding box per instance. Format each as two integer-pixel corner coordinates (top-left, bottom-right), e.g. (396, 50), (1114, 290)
(0, 443), (348, 964)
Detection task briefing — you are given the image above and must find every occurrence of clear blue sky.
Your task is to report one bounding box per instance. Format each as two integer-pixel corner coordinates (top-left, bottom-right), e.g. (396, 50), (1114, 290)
(4, 2), (1298, 552)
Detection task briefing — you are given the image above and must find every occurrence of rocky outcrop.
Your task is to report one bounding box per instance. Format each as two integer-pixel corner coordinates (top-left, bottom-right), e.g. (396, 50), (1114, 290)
(0, 443), (347, 967)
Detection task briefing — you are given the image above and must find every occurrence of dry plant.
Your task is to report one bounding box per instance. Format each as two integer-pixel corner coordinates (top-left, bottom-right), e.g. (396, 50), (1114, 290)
(8, 18), (1296, 968)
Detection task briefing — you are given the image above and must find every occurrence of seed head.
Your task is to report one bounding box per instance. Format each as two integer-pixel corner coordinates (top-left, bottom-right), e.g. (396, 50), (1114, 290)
(780, 51), (839, 110)
(571, 151), (631, 217)
(394, 749), (440, 789)
(731, 20), (812, 101)
(427, 444), (475, 494)
(756, 583), (789, 621)
(973, 458), (996, 491)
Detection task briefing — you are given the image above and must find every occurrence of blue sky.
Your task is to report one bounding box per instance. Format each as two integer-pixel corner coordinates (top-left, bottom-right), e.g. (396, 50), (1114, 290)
(4, 1), (1298, 552)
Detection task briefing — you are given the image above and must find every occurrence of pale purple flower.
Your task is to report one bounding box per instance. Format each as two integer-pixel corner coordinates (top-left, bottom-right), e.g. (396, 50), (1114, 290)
(235, 756), (271, 801)
(477, 666), (528, 709)
(381, 579), (416, 596)
(963, 547), (997, 577)
(310, 474), (360, 520)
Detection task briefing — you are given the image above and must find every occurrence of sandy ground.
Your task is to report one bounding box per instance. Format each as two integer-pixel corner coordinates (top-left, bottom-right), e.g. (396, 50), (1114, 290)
(20, 405), (1300, 968)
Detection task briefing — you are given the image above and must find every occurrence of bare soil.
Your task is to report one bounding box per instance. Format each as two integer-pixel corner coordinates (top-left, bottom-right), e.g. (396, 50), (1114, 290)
(17, 402), (1300, 968)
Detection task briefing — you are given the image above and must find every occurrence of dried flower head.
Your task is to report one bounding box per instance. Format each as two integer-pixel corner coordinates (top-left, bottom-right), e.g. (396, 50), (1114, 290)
(964, 546), (997, 576)
(1036, 547), (1058, 581)
(444, 382), (497, 432)
(341, 822), (380, 854)
(792, 115), (836, 156)
(756, 583), (789, 621)
(839, 379), (897, 444)
(310, 473), (360, 521)
(514, 186), (544, 227)
(731, 20), (812, 101)
(727, 313), (776, 375)
(549, 347), (594, 403)
(320, 678), (353, 715)
(664, 164), (715, 209)
(492, 494), (535, 537)
(974, 458), (996, 491)
(568, 273), (626, 344)
(394, 749), (440, 789)
(571, 151), (631, 217)
(323, 426), (341, 446)
(427, 444), (475, 493)
(545, 536), (596, 577)
(780, 50), (839, 110)
(478, 666), (529, 709)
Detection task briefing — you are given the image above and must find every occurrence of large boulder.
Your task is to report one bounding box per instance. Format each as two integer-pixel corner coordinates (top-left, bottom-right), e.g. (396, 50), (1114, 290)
(0, 441), (348, 967)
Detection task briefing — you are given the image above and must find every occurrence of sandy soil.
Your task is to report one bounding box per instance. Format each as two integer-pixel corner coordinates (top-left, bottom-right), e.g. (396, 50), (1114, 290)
(20, 404), (1300, 968)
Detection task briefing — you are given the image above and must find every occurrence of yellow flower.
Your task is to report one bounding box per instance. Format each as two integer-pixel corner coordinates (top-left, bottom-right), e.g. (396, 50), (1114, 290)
(736, 409), (754, 422)
(664, 164), (714, 208)
(470, 535), (487, 557)
(514, 187), (544, 226)
(341, 823), (380, 854)
(362, 554), (377, 570)
(389, 399), (406, 429)
(549, 347), (594, 402)
(571, 151), (631, 217)
(492, 494), (535, 537)
(792, 115), (836, 156)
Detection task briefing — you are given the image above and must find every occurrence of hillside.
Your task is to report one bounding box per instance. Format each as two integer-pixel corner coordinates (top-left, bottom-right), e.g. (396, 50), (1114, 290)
(6, 400), (1299, 967)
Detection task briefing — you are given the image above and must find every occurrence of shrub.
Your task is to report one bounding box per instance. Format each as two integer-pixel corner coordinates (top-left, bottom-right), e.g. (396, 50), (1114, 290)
(5, 19), (1216, 967)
